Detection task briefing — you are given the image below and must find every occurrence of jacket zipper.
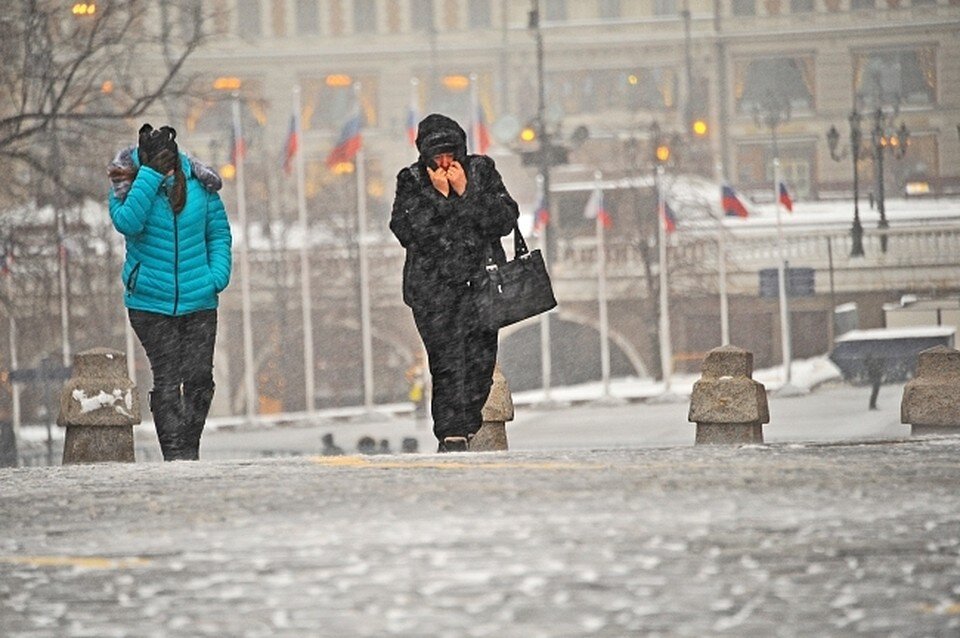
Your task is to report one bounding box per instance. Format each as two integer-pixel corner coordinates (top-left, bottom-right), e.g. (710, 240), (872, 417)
(126, 262), (141, 293)
(173, 213), (180, 315)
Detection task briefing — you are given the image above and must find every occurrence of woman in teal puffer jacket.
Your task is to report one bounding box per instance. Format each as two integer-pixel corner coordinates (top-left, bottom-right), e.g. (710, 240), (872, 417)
(108, 124), (232, 461)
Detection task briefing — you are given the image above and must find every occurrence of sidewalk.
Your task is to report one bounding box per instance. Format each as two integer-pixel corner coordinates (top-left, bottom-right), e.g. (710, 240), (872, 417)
(2, 437), (959, 636)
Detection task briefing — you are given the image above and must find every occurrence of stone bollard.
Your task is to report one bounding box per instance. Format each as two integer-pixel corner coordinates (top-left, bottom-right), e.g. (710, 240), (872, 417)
(471, 363), (514, 452)
(901, 345), (960, 436)
(58, 348), (141, 464)
(688, 346), (769, 444)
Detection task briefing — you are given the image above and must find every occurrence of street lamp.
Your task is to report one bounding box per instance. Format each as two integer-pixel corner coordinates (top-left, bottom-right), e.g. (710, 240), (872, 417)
(827, 109), (866, 257)
(870, 107), (909, 253)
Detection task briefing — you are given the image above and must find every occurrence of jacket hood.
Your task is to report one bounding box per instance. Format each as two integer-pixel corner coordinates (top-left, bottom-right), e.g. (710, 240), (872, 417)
(415, 114), (467, 165)
(108, 145), (223, 202)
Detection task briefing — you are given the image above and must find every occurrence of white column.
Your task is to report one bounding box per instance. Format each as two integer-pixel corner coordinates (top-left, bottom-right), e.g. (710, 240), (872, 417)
(656, 164), (673, 392)
(57, 211), (70, 368)
(232, 97), (257, 421)
(355, 126), (375, 410)
(593, 172), (611, 398)
(293, 85), (317, 415)
(7, 285), (20, 443)
(718, 222), (730, 345)
(773, 158), (792, 385)
(469, 73), (480, 153)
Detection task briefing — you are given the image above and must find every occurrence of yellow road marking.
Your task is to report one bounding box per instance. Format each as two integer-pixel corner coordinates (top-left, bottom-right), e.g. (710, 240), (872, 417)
(0, 556), (151, 569)
(310, 456), (602, 470)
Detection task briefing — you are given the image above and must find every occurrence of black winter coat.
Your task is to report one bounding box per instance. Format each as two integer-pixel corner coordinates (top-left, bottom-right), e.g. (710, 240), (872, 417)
(390, 155), (519, 312)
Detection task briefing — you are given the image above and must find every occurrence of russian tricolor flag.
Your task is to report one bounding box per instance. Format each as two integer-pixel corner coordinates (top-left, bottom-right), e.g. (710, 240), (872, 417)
(473, 105), (491, 155)
(662, 202), (678, 234)
(326, 111), (363, 169)
(406, 105), (418, 146)
(779, 181), (793, 212)
(584, 188), (612, 229)
(282, 115), (298, 175)
(722, 185), (749, 218)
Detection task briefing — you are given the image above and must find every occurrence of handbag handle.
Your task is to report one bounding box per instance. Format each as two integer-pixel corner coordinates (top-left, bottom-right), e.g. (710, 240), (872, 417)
(486, 222), (530, 269)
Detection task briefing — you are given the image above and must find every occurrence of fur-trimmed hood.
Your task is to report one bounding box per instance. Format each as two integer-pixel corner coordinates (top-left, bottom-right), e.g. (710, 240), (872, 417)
(108, 145), (222, 202)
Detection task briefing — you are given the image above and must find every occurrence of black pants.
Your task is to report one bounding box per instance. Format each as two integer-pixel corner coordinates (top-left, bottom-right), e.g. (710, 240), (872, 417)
(129, 309), (217, 461)
(413, 291), (498, 442)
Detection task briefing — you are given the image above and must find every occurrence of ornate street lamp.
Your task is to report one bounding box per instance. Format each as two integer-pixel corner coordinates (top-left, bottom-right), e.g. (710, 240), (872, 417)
(827, 109), (866, 257)
(871, 108), (909, 253)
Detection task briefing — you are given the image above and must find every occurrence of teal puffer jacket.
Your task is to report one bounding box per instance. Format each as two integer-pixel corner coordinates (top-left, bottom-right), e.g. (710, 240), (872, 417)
(109, 149), (232, 316)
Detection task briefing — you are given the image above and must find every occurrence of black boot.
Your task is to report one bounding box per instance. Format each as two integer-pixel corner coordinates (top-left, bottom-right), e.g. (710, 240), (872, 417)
(182, 382), (214, 460)
(150, 388), (191, 461)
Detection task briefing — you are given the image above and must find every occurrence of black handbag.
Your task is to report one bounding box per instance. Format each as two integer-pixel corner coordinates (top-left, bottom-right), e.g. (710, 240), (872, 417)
(475, 223), (557, 330)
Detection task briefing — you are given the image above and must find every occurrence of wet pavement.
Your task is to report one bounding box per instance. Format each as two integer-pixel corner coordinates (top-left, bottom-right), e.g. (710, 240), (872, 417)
(2, 437), (960, 636)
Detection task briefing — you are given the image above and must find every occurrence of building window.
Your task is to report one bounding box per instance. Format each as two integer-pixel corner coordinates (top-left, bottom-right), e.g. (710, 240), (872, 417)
(735, 56), (815, 114)
(411, 0), (435, 31)
(418, 73), (491, 126)
(354, 0), (377, 33)
(301, 75), (379, 131)
(271, 0), (286, 36)
(179, 0), (203, 40)
(296, 0), (319, 34)
(790, 0), (814, 12)
(468, 0), (492, 28)
(731, 0), (756, 15)
(654, 0), (677, 16)
(854, 48), (936, 108)
(851, 0), (875, 8)
(544, 0), (567, 21)
(236, 0), (261, 38)
(545, 68), (677, 116)
(599, 0), (621, 19)
(737, 142), (814, 197)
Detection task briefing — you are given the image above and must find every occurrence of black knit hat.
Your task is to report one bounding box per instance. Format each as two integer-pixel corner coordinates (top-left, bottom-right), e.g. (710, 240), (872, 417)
(415, 114), (467, 165)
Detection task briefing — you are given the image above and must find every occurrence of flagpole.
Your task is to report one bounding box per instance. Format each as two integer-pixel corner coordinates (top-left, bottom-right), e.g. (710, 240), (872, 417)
(593, 172), (612, 399)
(469, 73), (480, 153)
(6, 274), (20, 455)
(56, 211), (70, 368)
(716, 162), (730, 346)
(293, 85), (317, 415)
(656, 164), (673, 393)
(354, 85), (375, 411)
(718, 218), (730, 345)
(536, 173), (552, 404)
(232, 97), (257, 422)
(774, 158), (792, 386)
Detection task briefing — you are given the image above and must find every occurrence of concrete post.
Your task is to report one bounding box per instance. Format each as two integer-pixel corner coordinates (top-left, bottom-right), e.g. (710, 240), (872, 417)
(58, 348), (141, 464)
(472, 363), (514, 452)
(688, 346), (769, 444)
(901, 345), (960, 436)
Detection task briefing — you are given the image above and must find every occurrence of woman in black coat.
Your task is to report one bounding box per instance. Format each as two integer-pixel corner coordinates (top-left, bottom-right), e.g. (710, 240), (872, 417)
(390, 114), (519, 452)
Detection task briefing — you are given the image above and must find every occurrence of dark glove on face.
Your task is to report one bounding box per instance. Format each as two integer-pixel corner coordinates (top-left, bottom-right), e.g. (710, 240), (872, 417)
(138, 123), (179, 174)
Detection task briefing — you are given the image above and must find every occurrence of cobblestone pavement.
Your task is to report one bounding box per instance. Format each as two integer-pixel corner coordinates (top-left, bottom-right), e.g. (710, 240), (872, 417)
(2, 438), (960, 637)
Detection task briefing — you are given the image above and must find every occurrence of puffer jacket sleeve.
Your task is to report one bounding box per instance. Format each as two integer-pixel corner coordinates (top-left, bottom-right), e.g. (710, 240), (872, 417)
(205, 191), (233, 292)
(108, 166), (165, 237)
(389, 167), (445, 250)
(460, 156), (519, 239)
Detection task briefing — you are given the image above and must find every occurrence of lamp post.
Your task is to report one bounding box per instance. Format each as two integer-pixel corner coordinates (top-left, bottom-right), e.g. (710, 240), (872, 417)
(827, 109), (866, 257)
(650, 123), (673, 392)
(753, 91), (794, 388)
(870, 108), (909, 253)
(528, 0), (555, 403)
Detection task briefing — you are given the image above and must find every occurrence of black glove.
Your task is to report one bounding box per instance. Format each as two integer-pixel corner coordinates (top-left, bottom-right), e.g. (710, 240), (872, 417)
(138, 123), (179, 174)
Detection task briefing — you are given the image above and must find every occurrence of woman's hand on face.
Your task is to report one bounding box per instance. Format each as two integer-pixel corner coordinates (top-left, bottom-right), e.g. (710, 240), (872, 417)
(447, 161), (467, 196)
(426, 166), (450, 197)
